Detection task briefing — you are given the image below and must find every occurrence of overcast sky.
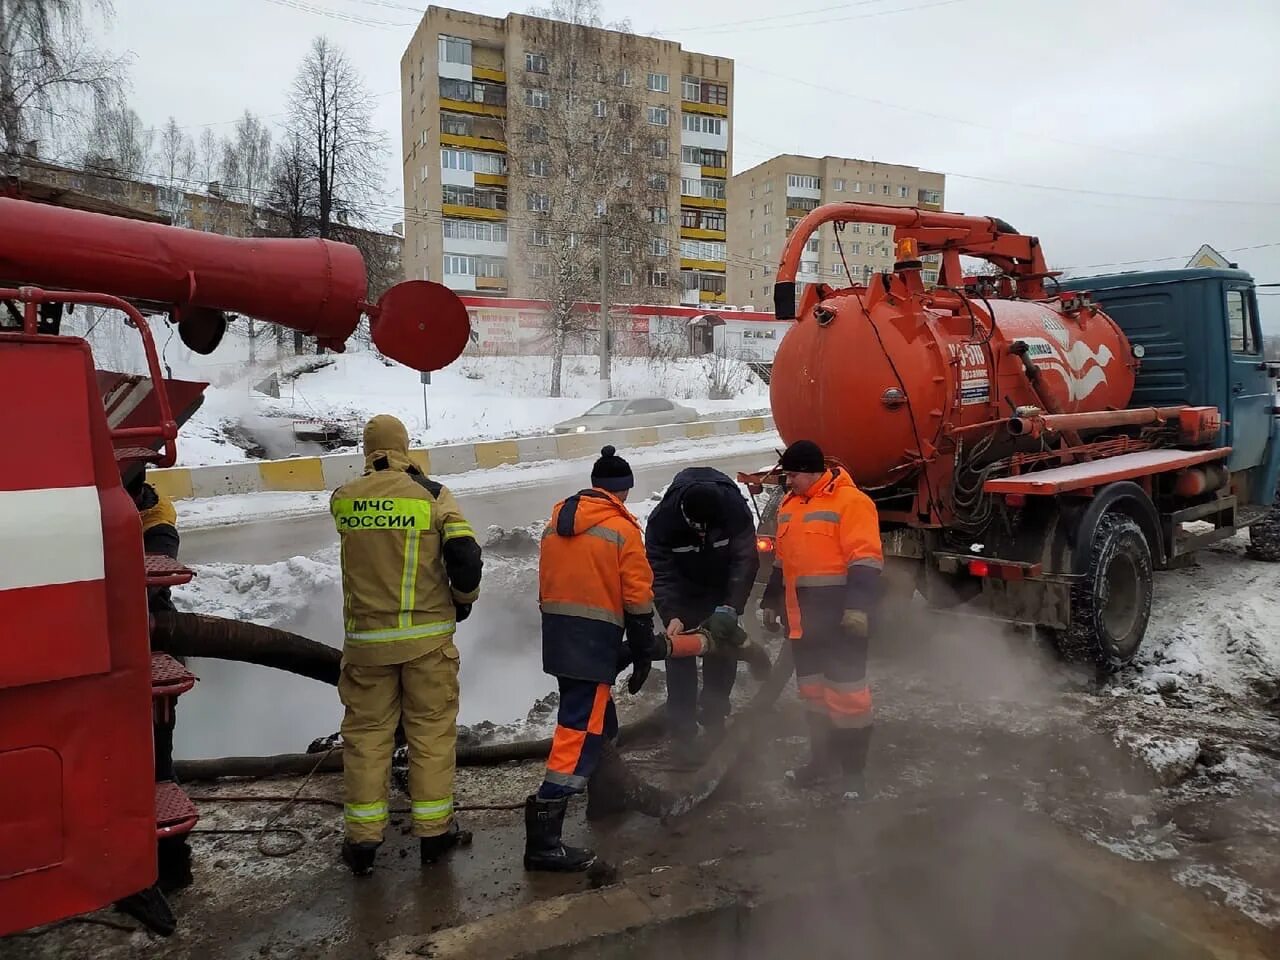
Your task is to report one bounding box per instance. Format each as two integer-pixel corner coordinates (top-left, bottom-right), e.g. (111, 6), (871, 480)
(105, 0), (1279, 323)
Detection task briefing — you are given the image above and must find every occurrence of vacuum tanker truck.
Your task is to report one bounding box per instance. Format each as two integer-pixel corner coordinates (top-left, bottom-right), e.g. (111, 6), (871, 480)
(744, 202), (1280, 670)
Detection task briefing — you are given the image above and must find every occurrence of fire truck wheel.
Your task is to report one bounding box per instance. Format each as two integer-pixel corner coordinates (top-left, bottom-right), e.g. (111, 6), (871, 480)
(1245, 498), (1280, 561)
(1055, 513), (1153, 672)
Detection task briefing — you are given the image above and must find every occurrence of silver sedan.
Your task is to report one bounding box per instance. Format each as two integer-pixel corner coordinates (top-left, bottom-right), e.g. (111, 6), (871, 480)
(553, 397), (699, 434)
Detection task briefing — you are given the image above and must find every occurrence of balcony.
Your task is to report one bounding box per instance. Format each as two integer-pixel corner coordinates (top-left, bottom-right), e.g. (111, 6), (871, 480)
(680, 257), (726, 273)
(440, 97), (505, 118)
(474, 173), (508, 187)
(680, 225), (727, 241)
(680, 195), (726, 210)
(475, 275), (507, 291)
(699, 289), (727, 304)
(700, 165), (727, 179)
(682, 100), (728, 118)
(440, 132), (506, 152)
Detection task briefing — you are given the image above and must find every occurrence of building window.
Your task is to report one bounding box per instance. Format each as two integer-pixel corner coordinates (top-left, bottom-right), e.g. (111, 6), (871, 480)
(681, 177), (699, 196)
(527, 158), (548, 177)
(618, 238), (635, 254)
(830, 264), (843, 277)
(621, 137), (633, 154)
(762, 222), (770, 235)
(525, 52), (548, 73)
(921, 189), (942, 204)
(441, 148), (505, 174)
(764, 180), (773, 193)
(880, 225), (890, 236)
(804, 237), (819, 254)
(648, 269), (669, 287)
(680, 239), (725, 261)
(594, 99), (607, 118)
(618, 267), (634, 286)
(701, 179), (725, 200)
(527, 193), (550, 212)
(525, 88), (549, 109)
(438, 35), (471, 65)
(647, 72), (669, 93)
(648, 173), (668, 191)
(851, 242), (861, 254)
(441, 112), (470, 136)
(882, 184), (890, 195)
(651, 137), (668, 157)
(529, 228), (549, 247)
(532, 262), (550, 279)
(681, 113), (723, 135)
(700, 81), (728, 106)
(618, 102), (635, 121)
(525, 124), (548, 144)
(649, 237), (669, 256)
(897, 185), (909, 199)
(787, 174), (821, 190)
(617, 67), (632, 86)
(444, 254), (474, 276)
(833, 178), (845, 192)
(763, 202), (772, 215)
(444, 219), (508, 242)
(800, 260), (819, 274)
(647, 105), (669, 126)
(648, 206), (668, 224)
(680, 145), (699, 164)
(681, 75), (700, 101)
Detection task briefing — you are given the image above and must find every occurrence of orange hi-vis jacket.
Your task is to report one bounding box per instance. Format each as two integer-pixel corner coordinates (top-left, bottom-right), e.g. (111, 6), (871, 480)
(540, 488), (655, 683)
(764, 467), (883, 640)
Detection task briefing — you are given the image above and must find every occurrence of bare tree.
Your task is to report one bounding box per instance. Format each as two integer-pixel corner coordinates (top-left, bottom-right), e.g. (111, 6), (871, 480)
(195, 125), (221, 187)
(508, 0), (670, 396)
(0, 0), (126, 166)
(265, 125), (314, 240)
(84, 89), (150, 172)
(157, 116), (193, 183)
(285, 36), (386, 240)
(227, 111), (271, 214)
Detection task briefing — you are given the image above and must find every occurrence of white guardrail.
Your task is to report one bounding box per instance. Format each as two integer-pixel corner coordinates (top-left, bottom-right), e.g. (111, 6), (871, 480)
(148, 415), (776, 501)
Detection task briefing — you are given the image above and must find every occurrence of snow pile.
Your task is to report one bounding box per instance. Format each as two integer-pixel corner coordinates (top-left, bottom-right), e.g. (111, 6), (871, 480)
(1113, 730), (1202, 785)
(173, 551), (340, 625)
(1127, 537), (1280, 700)
(176, 351), (769, 466)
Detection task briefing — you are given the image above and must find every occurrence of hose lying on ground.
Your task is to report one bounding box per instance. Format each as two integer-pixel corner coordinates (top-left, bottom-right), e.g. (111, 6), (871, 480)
(173, 711), (667, 781)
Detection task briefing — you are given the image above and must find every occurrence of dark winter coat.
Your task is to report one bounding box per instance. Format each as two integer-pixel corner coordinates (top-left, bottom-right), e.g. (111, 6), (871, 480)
(645, 467), (759, 628)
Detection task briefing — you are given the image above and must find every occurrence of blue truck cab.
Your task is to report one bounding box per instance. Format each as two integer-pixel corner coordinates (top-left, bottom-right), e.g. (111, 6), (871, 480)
(1060, 268), (1280, 508)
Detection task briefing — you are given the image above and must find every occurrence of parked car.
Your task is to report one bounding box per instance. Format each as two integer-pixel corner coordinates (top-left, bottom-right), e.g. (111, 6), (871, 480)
(553, 397), (699, 434)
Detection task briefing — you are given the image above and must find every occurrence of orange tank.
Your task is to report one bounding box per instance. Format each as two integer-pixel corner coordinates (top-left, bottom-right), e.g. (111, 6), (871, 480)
(768, 203), (1138, 490)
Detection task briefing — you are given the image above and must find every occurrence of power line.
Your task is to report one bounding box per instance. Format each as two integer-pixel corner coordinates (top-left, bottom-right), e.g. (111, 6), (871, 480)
(694, 0), (973, 35)
(257, 0), (414, 29)
(1058, 241), (1280, 273)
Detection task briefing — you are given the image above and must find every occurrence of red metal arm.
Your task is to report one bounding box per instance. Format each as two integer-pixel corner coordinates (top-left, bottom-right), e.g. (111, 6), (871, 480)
(774, 203), (1052, 317)
(3, 285), (179, 467)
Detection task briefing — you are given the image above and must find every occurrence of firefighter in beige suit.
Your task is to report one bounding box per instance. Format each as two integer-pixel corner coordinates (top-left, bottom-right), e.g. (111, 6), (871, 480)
(331, 414), (482, 876)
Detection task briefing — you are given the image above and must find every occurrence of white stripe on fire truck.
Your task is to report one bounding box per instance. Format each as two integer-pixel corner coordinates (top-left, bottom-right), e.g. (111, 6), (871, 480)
(0, 486), (104, 591)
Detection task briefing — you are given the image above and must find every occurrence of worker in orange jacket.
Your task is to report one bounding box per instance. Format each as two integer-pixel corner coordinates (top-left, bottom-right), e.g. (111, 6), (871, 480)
(761, 439), (883, 799)
(527, 445), (656, 872)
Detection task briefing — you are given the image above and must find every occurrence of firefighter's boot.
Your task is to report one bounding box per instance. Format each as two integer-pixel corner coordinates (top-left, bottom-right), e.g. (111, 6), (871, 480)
(523, 795), (596, 872)
(420, 820), (473, 864)
(341, 839), (381, 877)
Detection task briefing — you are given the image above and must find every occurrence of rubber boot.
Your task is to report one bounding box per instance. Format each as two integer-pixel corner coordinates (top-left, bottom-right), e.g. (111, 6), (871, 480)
(420, 819), (473, 864)
(586, 742), (630, 821)
(523, 795), (597, 872)
(115, 885), (176, 937)
(341, 839), (381, 877)
(837, 726), (872, 802)
(785, 714), (839, 788)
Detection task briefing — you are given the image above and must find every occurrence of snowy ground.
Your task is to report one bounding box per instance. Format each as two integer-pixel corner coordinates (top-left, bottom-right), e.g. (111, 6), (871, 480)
(177, 352), (769, 466)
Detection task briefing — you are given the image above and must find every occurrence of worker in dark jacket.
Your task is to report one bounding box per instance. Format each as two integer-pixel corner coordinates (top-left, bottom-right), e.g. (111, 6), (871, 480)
(762, 440), (883, 800)
(528, 446), (655, 872)
(645, 468), (758, 761)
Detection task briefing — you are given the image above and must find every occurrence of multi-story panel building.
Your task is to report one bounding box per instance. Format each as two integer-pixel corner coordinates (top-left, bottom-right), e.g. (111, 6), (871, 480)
(400, 6), (732, 304)
(726, 155), (945, 309)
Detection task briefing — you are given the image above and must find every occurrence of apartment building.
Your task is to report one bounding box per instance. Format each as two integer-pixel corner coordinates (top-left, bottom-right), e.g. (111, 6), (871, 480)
(400, 6), (733, 305)
(726, 155), (945, 309)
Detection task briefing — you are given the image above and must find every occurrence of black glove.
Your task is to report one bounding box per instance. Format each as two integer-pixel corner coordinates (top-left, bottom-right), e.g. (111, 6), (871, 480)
(454, 602), (473, 623)
(623, 614), (655, 694)
(703, 605), (741, 647)
(760, 606), (782, 634)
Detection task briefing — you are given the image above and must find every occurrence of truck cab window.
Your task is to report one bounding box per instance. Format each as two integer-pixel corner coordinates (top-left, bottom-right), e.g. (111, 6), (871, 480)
(1227, 289), (1258, 355)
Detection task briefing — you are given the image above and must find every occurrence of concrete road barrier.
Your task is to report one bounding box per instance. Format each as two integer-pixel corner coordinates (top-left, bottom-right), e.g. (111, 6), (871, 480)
(149, 415), (776, 502)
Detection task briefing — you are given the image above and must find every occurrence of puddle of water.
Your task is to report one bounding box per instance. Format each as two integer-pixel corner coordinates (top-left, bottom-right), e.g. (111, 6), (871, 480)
(174, 556), (552, 759)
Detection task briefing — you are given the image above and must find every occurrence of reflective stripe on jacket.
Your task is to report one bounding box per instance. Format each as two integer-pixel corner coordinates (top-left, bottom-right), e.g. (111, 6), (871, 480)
(539, 488), (654, 684)
(766, 467), (882, 640)
(332, 451), (481, 666)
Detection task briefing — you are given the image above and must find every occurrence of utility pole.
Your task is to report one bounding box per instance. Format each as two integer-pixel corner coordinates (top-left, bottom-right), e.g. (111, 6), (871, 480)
(597, 216), (611, 399)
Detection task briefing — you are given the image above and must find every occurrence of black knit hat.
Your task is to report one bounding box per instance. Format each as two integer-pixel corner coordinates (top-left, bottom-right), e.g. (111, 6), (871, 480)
(779, 439), (825, 473)
(591, 445), (634, 492)
(680, 483), (721, 525)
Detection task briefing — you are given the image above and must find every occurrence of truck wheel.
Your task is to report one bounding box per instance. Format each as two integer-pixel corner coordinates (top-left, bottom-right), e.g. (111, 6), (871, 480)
(1245, 501), (1280, 561)
(1053, 513), (1153, 672)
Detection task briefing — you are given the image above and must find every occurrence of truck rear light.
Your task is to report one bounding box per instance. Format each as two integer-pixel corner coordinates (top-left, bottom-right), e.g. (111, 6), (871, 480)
(1005, 493), (1027, 508)
(967, 559), (991, 577)
(756, 535), (775, 554)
